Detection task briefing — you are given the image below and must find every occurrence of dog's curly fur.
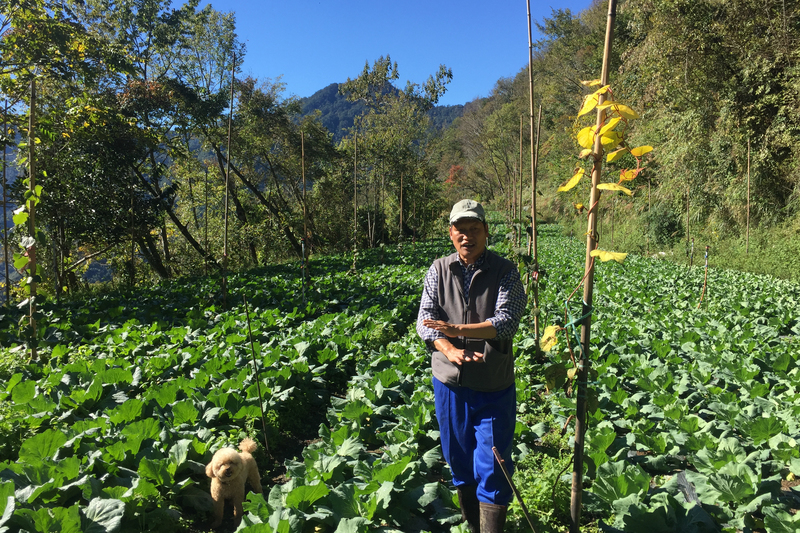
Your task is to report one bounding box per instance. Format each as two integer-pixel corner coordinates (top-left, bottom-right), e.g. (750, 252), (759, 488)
(205, 438), (263, 528)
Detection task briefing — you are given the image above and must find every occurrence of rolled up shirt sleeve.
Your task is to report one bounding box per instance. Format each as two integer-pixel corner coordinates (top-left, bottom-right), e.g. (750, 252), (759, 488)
(487, 268), (527, 341)
(417, 265), (446, 343)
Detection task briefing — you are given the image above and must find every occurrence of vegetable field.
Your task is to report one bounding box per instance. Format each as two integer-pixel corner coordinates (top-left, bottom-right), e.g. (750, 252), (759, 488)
(1, 227), (799, 533)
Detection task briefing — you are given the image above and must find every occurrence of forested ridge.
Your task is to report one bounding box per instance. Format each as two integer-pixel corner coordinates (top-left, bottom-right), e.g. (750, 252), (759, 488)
(1, 0), (798, 295)
(300, 83), (465, 143)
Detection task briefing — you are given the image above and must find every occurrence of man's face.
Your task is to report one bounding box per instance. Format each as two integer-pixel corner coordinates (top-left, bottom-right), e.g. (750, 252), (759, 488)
(449, 218), (488, 264)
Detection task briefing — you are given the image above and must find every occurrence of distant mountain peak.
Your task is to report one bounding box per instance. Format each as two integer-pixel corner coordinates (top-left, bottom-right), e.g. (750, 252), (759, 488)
(300, 83), (464, 142)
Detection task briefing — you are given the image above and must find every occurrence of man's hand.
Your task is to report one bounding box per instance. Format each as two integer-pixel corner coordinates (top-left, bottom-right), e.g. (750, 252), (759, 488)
(432, 337), (485, 365)
(423, 319), (461, 338)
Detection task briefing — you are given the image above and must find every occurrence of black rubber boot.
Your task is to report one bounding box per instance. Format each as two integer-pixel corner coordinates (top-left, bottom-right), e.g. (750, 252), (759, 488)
(456, 485), (480, 532)
(479, 502), (507, 533)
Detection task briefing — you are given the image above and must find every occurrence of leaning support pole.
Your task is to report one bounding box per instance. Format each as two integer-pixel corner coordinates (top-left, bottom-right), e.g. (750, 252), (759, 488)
(571, 1), (616, 532)
(526, 0), (541, 351)
(492, 447), (537, 533)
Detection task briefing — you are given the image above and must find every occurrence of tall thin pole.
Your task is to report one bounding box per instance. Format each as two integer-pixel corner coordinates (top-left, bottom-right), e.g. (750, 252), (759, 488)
(572, 2), (616, 531)
(352, 130), (357, 270)
(301, 131), (307, 304)
(686, 183), (690, 246)
(223, 52), (235, 307)
(746, 138), (750, 254)
(129, 181), (135, 286)
(518, 115), (524, 248)
(526, 0), (541, 350)
(28, 79), (37, 361)
(646, 177), (651, 256)
(204, 166), (209, 276)
(2, 99), (9, 305)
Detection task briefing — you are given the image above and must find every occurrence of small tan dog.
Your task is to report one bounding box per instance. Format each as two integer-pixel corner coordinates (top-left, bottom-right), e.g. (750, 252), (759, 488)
(206, 438), (263, 528)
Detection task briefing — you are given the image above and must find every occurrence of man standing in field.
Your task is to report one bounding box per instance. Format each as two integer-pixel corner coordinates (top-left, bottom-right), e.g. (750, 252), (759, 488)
(417, 199), (527, 532)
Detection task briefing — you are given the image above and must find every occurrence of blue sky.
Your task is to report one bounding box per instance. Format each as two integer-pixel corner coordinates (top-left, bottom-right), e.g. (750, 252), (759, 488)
(200, 0), (593, 107)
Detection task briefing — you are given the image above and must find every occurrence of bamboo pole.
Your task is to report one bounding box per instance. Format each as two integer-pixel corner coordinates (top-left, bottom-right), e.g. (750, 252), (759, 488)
(2, 99), (9, 305)
(28, 79), (37, 361)
(352, 130), (357, 271)
(571, 2), (616, 531)
(746, 138), (750, 254)
(204, 167), (209, 276)
(646, 177), (650, 256)
(518, 114), (523, 249)
(526, 0), (541, 351)
(301, 131), (307, 305)
(223, 52), (235, 307)
(686, 183), (690, 246)
(130, 182), (135, 286)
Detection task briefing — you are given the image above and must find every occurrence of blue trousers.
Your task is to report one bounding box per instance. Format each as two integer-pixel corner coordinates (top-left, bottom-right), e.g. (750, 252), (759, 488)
(433, 377), (515, 505)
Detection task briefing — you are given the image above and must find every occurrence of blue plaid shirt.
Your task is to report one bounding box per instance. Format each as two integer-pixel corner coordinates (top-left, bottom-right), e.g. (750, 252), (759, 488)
(416, 251), (527, 343)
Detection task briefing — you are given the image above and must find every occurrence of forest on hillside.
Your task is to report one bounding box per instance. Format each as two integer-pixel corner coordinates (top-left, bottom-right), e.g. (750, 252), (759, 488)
(1, 0), (799, 304)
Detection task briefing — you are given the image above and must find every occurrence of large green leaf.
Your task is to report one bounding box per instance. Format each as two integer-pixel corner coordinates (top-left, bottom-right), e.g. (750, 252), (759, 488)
(591, 461), (651, 505)
(81, 498), (124, 533)
(11, 380), (35, 405)
(0, 482), (14, 528)
(285, 482), (329, 512)
(764, 505), (800, 533)
(19, 429), (68, 464)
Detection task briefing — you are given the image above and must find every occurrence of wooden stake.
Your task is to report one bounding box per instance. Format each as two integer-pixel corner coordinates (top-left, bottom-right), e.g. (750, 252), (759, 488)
(28, 79), (38, 361)
(2, 99), (9, 305)
(223, 52), (236, 308)
(646, 177), (650, 256)
(352, 130), (357, 271)
(686, 183), (690, 246)
(571, 2), (617, 531)
(526, 0), (541, 351)
(746, 138), (750, 254)
(204, 167), (209, 277)
(301, 131), (307, 304)
(518, 114), (523, 249)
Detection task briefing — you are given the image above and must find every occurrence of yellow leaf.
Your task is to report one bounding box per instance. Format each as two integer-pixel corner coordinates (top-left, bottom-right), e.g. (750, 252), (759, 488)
(577, 126), (596, 149)
(581, 79), (602, 87)
(590, 249), (628, 263)
(573, 203), (585, 213)
(577, 94), (599, 118)
(578, 148), (592, 159)
(630, 145), (653, 157)
(540, 325), (561, 352)
(599, 117), (621, 136)
(597, 183), (633, 196)
(609, 104), (639, 120)
(600, 131), (622, 150)
(596, 100), (619, 109)
(578, 85), (612, 117)
(558, 168), (585, 192)
(606, 148), (626, 162)
(619, 168), (638, 182)
(567, 367), (579, 379)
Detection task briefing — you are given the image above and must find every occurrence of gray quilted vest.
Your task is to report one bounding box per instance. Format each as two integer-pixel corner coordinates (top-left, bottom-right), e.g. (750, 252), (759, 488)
(430, 250), (516, 392)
